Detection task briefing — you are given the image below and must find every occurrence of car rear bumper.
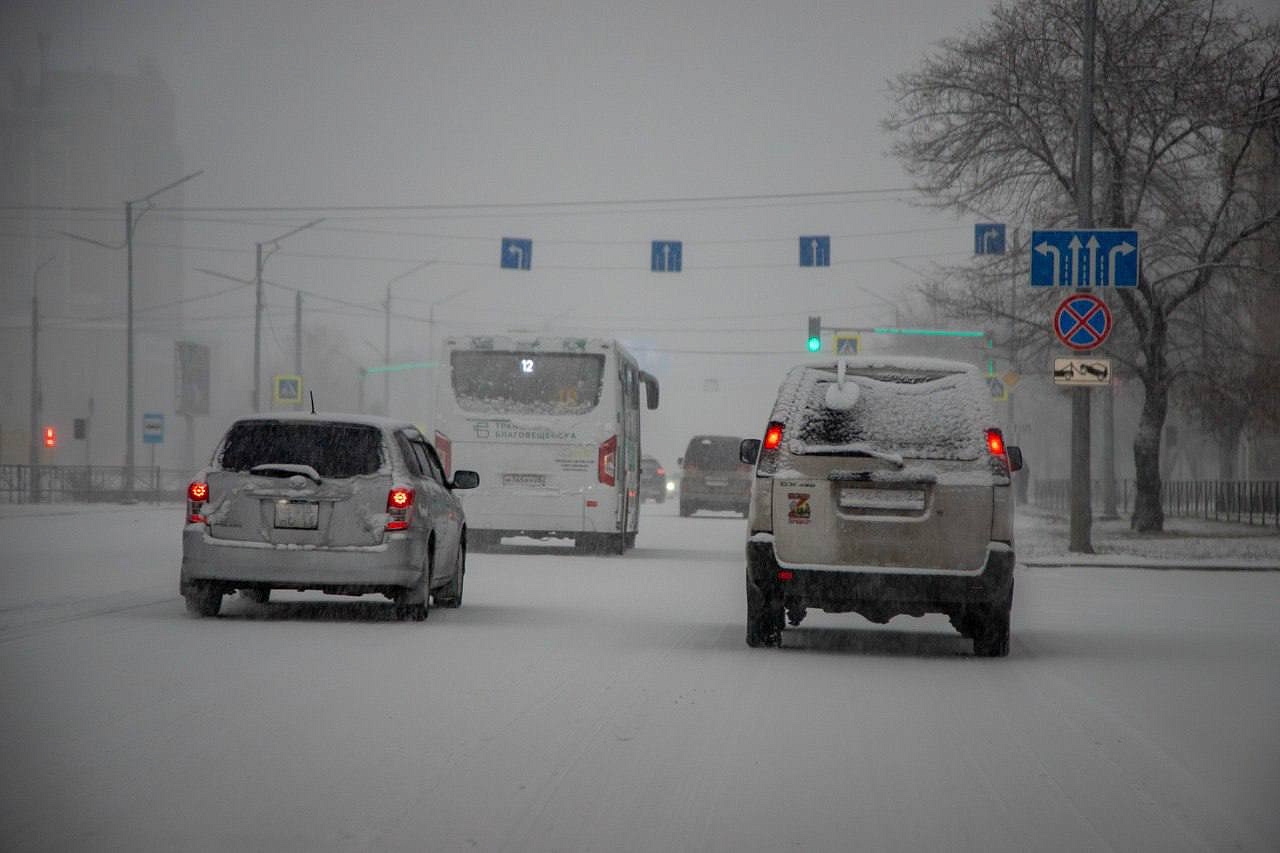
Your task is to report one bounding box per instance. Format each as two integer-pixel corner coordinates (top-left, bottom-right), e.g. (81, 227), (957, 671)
(746, 538), (1014, 610)
(181, 525), (423, 592)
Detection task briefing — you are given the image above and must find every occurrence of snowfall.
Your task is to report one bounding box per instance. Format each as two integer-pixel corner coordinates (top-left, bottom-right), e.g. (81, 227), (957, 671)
(1, 500), (1277, 852)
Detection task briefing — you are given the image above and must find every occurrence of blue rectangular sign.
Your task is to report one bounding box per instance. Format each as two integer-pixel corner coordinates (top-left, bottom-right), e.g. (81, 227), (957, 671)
(799, 235), (830, 267)
(1030, 229), (1138, 287)
(974, 223), (1006, 255)
(501, 238), (532, 270)
(142, 412), (164, 444)
(651, 240), (682, 272)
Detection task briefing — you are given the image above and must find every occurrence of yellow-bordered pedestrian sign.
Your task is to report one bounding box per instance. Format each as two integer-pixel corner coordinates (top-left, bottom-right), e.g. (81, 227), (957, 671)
(273, 374), (303, 405)
(986, 375), (1008, 401)
(833, 334), (860, 355)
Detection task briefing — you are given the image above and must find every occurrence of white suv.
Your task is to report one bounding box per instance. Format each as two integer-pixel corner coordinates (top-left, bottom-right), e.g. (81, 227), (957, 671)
(740, 357), (1022, 656)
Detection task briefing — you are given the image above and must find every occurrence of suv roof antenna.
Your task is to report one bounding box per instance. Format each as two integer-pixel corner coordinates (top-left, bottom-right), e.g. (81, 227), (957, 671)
(309, 391), (316, 415)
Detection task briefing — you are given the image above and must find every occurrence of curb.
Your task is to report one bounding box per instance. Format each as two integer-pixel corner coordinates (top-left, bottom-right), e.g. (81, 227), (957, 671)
(1022, 557), (1280, 572)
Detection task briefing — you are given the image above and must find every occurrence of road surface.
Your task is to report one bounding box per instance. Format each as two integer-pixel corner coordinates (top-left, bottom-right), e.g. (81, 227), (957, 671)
(2, 502), (1277, 851)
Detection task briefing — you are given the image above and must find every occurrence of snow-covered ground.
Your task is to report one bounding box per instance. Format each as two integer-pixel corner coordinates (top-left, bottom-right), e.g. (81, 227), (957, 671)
(1, 501), (1278, 851)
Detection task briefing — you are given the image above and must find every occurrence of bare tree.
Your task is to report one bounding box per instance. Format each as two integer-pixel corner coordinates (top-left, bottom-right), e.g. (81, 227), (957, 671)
(884, 0), (1280, 531)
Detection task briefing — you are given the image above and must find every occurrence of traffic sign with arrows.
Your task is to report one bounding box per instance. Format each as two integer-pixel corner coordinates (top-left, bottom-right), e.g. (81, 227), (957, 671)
(501, 238), (532, 270)
(1030, 229), (1138, 287)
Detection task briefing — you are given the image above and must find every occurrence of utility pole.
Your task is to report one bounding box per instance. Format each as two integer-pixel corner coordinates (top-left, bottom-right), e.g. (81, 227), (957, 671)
(1070, 0), (1096, 553)
(294, 289), (303, 378)
(251, 219), (323, 412)
(29, 256), (54, 501)
(61, 170), (202, 501)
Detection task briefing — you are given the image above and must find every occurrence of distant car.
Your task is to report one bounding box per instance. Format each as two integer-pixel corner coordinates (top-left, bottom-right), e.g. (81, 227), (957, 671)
(1053, 363), (1075, 379)
(181, 413), (479, 621)
(678, 435), (753, 517)
(639, 454), (670, 503)
(739, 357), (1023, 656)
(1078, 361), (1109, 379)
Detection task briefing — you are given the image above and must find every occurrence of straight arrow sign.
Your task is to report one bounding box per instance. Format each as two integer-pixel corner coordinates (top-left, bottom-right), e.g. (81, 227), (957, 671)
(1031, 229), (1139, 287)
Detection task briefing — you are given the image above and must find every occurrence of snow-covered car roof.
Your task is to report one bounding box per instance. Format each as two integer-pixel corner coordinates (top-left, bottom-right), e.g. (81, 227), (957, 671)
(230, 412), (418, 432)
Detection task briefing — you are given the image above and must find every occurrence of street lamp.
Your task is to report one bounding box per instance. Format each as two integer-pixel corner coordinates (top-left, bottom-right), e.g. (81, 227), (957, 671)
(28, 256), (54, 501)
(60, 169), (203, 500)
(252, 219), (323, 411)
(383, 260), (436, 416)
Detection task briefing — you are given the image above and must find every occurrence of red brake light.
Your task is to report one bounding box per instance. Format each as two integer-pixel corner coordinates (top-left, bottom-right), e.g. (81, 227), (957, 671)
(764, 423), (784, 450)
(386, 486), (415, 531)
(655, 467), (665, 476)
(187, 481), (208, 524)
(598, 435), (617, 487)
(986, 428), (1006, 456)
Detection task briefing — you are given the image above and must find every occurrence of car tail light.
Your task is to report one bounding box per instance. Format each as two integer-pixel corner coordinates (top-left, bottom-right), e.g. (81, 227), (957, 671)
(764, 423), (784, 450)
(986, 428), (1006, 456)
(386, 486), (415, 531)
(756, 421), (786, 476)
(598, 435), (617, 486)
(655, 467), (665, 477)
(187, 481), (208, 524)
(434, 431), (452, 477)
(777, 570), (794, 581)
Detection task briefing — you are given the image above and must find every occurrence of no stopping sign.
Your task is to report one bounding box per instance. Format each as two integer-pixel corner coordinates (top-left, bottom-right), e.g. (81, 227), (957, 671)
(1054, 293), (1112, 351)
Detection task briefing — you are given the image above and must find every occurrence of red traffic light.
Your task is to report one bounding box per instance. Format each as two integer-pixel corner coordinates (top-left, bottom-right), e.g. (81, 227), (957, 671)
(43, 426), (56, 448)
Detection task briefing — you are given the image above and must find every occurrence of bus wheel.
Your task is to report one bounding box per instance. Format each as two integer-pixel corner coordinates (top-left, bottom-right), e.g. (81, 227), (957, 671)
(625, 532), (637, 550)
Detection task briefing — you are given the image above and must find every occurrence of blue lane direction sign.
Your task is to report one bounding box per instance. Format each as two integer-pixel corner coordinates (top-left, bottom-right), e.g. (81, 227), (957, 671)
(975, 223), (1006, 255)
(501, 238), (532, 270)
(142, 412), (164, 445)
(1031, 229), (1138, 287)
(799, 235), (831, 267)
(1054, 293), (1112, 351)
(651, 240), (682, 272)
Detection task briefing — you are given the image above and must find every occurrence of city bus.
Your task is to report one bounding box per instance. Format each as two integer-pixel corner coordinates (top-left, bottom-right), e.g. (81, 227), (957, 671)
(430, 334), (659, 554)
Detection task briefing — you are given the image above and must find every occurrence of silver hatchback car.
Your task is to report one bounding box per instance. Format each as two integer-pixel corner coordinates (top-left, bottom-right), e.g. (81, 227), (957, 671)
(181, 413), (478, 621)
(740, 357), (1022, 655)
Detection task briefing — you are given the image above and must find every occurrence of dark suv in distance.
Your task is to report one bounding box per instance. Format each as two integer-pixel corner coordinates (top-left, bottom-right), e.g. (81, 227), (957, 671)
(678, 435), (752, 517)
(639, 454), (669, 503)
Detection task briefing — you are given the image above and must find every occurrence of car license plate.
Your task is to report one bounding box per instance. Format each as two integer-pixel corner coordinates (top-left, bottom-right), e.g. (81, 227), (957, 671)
(705, 478), (728, 488)
(839, 487), (925, 512)
(502, 473), (547, 487)
(274, 500), (319, 529)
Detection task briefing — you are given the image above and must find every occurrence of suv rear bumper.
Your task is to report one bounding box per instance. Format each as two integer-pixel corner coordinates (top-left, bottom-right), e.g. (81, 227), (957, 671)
(181, 526), (423, 593)
(746, 539), (1014, 611)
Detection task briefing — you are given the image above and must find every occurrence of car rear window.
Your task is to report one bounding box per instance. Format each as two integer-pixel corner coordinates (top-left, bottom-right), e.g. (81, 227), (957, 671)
(684, 437), (742, 469)
(793, 369), (986, 461)
(219, 421), (384, 478)
(451, 351), (605, 415)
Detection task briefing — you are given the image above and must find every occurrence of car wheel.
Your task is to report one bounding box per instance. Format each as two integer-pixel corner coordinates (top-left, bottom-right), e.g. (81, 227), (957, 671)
(970, 587), (1013, 657)
(435, 542), (465, 609)
(394, 554), (432, 622)
(655, 492), (666, 504)
(625, 531), (637, 550)
(184, 584), (222, 618)
(746, 581), (783, 648)
(679, 500), (693, 517)
(241, 588), (270, 605)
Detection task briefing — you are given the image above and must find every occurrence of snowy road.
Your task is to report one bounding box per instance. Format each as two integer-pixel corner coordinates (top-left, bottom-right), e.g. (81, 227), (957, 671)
(2, 503), (1278, 851)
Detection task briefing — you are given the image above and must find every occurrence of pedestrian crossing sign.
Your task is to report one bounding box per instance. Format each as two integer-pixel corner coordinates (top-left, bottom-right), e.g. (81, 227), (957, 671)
(834, 334), (860, 355)
(274, 374), (303, 405)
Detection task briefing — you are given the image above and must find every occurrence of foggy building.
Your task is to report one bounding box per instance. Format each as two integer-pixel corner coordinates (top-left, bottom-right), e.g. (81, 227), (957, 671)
(1, 37), (187, 472)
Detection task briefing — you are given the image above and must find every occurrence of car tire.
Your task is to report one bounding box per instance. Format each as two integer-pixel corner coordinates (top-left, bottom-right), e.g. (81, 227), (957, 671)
(746, 581), (783, 648)
(394, 554), (432, 622)
(625, 531), (637, 550)
(679, 499), (693, 517)
(184, 584), (222, 618)
(241, 588), (270, 605)
(435, 542), (465, 609)
(970, 586), (1013, 657)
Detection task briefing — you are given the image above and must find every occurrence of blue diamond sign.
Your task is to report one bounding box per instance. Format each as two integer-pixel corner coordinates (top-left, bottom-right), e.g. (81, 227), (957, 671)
(1031, 229), (1138, 287)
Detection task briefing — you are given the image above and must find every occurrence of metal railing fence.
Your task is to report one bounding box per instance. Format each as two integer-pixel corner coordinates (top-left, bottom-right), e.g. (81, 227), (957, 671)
(1031, 477), (1280, 527)
(0, 464), (188, 504)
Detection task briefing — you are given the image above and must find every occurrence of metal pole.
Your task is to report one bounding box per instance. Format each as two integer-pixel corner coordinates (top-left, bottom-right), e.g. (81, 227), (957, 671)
(29, 273), (42, 501)
(384, 286), (392, 415)
(1101, 375), (1118, 518)
(125, 201), (136, 500)
(1070, 0), (1096, 553)
(253, 242), (264, 412)
(294, 289), (303, 379)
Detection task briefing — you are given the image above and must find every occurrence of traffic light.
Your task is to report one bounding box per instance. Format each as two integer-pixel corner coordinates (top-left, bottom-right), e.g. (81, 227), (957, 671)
(807, 316), (821, 352)
(43, 426), (56, 448)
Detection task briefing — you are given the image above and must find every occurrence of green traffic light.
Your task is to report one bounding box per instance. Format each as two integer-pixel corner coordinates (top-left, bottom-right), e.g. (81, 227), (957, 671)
(806, 336), (821, 352)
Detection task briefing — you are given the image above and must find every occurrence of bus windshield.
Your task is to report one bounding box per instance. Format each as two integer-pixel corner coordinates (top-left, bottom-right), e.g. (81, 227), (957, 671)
(450, 351), (606, 415)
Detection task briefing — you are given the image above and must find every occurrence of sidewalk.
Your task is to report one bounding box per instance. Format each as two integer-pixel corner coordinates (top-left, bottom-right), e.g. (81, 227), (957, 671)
(1015, 505), (1280, 571)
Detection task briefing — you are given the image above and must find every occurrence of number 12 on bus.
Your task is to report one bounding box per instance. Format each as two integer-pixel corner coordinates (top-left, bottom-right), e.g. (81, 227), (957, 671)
(431, 336), (659, 555)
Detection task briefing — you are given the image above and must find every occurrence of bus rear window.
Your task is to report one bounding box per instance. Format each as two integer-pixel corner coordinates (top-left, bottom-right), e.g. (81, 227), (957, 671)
(450, 351), (605, 415)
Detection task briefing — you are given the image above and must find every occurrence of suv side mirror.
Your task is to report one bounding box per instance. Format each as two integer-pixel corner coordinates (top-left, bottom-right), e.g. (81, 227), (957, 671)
(1006, 446), (1023, 473)
(739, 438), (761, 465)
(451, 470), (480, 489)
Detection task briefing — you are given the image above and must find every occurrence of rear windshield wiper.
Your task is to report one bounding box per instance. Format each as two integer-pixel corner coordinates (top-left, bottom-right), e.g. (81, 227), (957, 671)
(250, 463), (322, 484)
